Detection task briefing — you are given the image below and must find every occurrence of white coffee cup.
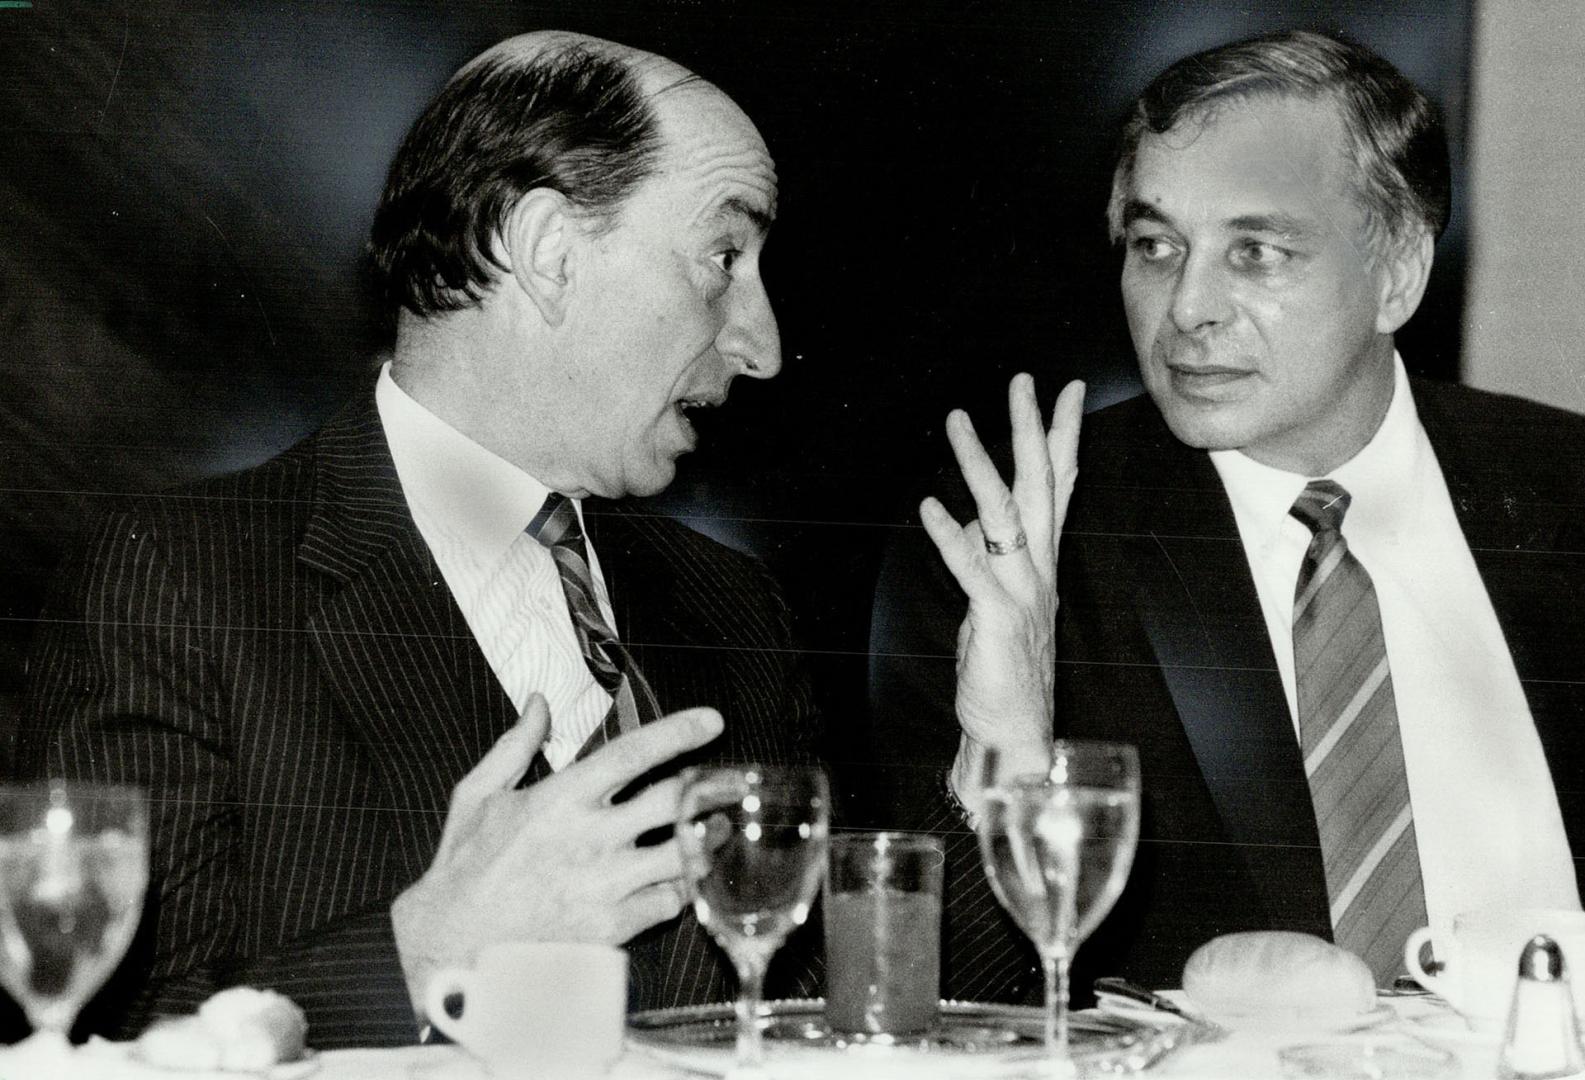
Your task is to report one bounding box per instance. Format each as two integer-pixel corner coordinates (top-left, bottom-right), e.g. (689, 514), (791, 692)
(424, 941), (627, 1077)
(1404, 907), (1585, 1024)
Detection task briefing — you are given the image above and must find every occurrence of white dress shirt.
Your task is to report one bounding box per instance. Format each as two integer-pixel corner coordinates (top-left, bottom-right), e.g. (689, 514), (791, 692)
(1210, 356), (1580, 934)
(375, 362), (617, 770)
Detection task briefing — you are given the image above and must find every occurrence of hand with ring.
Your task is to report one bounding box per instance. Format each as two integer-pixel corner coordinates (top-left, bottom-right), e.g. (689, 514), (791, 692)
(983, 531), (1027, 557)
(920, 374), (1084, 808)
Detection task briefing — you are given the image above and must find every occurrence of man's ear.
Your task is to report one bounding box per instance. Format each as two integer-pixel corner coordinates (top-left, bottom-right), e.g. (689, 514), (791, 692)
(1375, 229), (1434, 335)
(496, 188), (577, 327)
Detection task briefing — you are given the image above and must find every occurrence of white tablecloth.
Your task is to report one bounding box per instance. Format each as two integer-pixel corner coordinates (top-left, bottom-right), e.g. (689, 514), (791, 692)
(1, 997), (1507, 1080)
(293, 996), (1506, 1079)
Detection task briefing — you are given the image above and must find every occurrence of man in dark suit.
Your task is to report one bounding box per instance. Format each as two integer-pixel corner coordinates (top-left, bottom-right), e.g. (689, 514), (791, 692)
(876, 29), (1585, 995)
(17, 29), (1079, 1046)
(18, 30), (798, 1046)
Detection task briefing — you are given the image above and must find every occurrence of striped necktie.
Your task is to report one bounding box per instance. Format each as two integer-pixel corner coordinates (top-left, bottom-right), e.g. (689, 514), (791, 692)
(527, 494), (662, 748)
(1291, 479), (1426, 986)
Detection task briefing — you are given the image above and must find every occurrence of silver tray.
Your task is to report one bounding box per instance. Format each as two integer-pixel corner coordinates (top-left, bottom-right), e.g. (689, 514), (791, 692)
(626, 998), (1190, 1076)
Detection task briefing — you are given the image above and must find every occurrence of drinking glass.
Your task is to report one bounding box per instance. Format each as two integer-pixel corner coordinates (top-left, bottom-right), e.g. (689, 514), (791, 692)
(976, 741), (1140, 1077)
(677, 765), (829, 1079)
(0, 781), (149, 1059)
(824, 831), (943, 1038)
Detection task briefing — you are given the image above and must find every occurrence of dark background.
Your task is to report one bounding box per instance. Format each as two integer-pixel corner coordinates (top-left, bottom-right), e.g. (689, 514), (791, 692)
(0, 0), (1470, 1028)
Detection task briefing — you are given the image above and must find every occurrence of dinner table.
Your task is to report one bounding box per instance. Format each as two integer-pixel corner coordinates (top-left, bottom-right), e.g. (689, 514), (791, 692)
(11, 991), (1508, 1080)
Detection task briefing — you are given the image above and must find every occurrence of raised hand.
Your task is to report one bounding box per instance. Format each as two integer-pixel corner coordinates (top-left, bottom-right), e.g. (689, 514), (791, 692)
(920, 374), (1084, 807)
(390, 695), (724, 1014)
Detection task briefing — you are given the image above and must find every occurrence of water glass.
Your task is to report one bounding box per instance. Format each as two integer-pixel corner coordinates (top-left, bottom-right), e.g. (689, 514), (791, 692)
(677, 764), (829, 1079)
(977, 740), (1140, 1076)
(824, 831), (943, 1038)
(0, 781), (149, 1058)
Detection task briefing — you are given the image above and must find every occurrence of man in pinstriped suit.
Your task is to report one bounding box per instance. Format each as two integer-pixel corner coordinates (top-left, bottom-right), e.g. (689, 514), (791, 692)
(17, 30), (1078, 1047)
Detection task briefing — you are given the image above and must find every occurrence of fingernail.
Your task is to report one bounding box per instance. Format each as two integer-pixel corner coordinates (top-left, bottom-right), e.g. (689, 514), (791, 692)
(697, 710), (724, 736)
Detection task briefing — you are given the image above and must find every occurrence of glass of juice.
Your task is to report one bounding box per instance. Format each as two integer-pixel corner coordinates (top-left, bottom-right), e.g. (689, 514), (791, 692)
(823, 831), (944, 1039)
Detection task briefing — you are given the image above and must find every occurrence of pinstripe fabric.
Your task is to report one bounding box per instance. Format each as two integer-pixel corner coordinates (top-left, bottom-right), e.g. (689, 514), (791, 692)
(1290, 480), (1426, 985)
(15, 391), (823, 1047)
(911, 782), (1045, 1003)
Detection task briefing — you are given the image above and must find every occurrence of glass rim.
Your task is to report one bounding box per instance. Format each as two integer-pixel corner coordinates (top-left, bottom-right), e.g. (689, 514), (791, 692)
(677, 763), (828, 785)
(0, 780), (149, 803)
(827, 830), (943, 854)
(986, 770), (1141, 797)
(1050, 738), (1141, 756)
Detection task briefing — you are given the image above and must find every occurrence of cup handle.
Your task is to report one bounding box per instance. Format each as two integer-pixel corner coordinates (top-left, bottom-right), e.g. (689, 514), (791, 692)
(1403, 926), (1445, 994)
(424, 967), (473, 1044)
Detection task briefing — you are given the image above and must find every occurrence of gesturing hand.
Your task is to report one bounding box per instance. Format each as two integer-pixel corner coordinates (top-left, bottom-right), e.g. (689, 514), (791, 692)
(920, 374), (1084, 804)
(390, 695), (724, 1014)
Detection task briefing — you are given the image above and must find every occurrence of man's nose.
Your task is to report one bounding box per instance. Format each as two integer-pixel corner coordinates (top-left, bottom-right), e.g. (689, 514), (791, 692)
(720, 280), (782, 380)
(1169, 252), (1233, 334)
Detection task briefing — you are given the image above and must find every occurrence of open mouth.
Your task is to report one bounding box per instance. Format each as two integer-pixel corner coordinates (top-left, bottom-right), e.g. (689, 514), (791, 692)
(673, 397), (722, 440)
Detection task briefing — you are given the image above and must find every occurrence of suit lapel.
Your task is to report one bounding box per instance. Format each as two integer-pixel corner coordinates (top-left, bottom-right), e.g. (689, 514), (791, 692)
(298, 395), (517, 863)
(1414, 377), (1560, 664)
(574, 499), (738, 1006)
(1116, 402), (1329, 925)
(1412, 379), (1583, 773)
(584, 500), (714, 713)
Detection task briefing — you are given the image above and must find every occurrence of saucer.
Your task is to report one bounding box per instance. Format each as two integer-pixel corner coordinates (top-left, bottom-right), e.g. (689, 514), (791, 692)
(1196, 1003), (1395, 1036)
(1402, 1009), (1503, 1048)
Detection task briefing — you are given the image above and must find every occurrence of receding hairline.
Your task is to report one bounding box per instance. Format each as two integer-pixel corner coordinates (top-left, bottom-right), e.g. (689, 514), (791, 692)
(457, 31), (699, 98)
(448, 32), (774, 227)
(1110, 88), (1369, 243)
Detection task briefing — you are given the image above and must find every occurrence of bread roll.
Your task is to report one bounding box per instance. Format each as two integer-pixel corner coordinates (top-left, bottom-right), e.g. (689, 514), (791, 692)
(136, 986), (308, 1071)
(1182, 931), (1376, 1025)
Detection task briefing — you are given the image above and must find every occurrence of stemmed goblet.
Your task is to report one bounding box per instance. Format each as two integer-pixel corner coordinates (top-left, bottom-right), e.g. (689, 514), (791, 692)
(976, 740), (1140, 1077)
(676, 764), (829, 1079)
(0, 781), (149, 1061)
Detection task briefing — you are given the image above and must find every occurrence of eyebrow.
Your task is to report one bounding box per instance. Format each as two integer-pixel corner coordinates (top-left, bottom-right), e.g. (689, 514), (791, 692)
(1120, 199), (1318, 240)
(702, 195), (776, 234)
(1120, 199), (1168, 230)
(1224, 212), (1319, 240)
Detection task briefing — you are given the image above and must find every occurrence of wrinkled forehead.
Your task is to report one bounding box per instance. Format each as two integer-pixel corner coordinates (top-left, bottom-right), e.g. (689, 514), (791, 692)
(644, 76), (779, 221)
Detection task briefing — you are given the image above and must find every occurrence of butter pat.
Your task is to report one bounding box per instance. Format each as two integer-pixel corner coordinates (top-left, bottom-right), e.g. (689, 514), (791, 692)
(137, 986), (308, 1072)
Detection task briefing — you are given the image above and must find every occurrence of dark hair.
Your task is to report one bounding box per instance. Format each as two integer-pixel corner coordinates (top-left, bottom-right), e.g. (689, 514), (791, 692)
(1106, 30), (1450, 253)
(368, 44), (663, 320)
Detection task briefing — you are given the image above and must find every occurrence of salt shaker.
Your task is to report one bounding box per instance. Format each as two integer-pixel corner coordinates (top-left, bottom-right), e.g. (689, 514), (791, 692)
(1498, 935), (1585, 1080)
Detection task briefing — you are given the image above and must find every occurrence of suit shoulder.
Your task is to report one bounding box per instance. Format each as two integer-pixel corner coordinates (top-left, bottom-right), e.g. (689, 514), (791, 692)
(607, 505), (776, 588)
(1074, 392), (1183, 472)
(1412, 378), (1585, 486)
(1414, 378), (1585, 432)
(73, 431), (320, 572)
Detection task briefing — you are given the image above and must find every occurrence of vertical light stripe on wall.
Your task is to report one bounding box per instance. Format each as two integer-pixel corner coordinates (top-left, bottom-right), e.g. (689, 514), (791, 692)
(1463, 1), (1585, 414)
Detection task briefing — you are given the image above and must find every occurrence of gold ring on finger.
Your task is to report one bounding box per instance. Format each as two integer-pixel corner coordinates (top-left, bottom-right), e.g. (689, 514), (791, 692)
(984, 530), (1028, 556)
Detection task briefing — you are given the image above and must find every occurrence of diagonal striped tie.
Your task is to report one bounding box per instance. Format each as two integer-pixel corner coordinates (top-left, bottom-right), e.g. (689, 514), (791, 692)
(527, 493), (662, 747)
(1291, 479), (1426, 987)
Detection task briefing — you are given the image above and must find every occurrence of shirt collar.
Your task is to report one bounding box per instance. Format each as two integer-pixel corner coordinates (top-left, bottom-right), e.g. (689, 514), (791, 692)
(1210, 353), (1425, 548)
(375, 361), (556, 560)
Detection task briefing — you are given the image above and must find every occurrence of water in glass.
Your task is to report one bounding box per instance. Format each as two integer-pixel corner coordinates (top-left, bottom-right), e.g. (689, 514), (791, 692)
(677, 765), (828, 1079)
(975, 741), (1140, 1077)
(0, 782), (149, 1059)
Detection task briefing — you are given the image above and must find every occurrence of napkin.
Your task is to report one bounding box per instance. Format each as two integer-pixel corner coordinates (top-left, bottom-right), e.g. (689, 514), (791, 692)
(0, 1035), (317, 1080)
